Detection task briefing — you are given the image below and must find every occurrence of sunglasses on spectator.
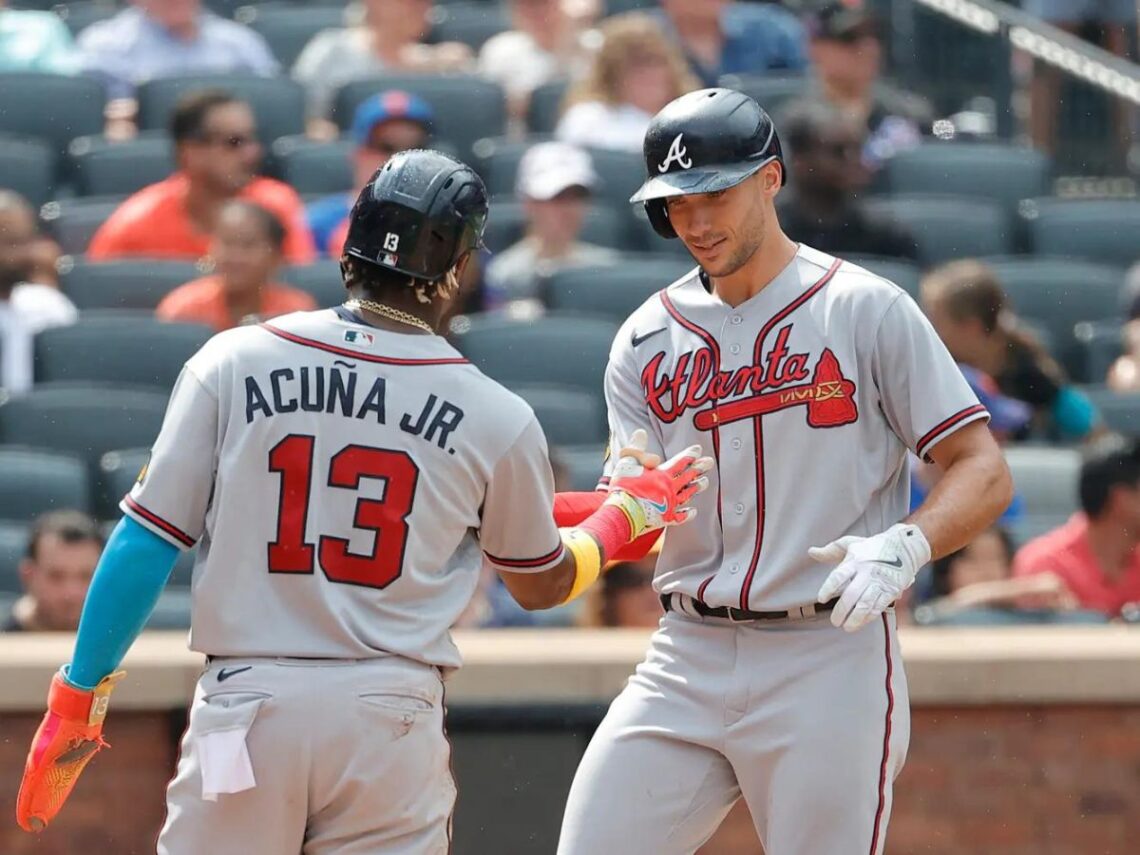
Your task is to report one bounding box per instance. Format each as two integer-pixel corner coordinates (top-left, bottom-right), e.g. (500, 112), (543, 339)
(196, 133), (258, 150)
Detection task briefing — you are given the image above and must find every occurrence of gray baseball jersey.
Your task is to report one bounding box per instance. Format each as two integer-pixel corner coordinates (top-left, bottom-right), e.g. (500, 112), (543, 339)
(121, 307), (564, 668)
(599, 244), (988, 611)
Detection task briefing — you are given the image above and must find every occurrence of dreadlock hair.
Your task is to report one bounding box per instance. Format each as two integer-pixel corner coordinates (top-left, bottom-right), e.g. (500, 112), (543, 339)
(340, 255), (462, 305)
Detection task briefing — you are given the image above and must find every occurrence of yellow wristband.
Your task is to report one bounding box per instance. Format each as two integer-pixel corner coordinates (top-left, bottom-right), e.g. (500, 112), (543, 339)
(559, 528), (602, 603)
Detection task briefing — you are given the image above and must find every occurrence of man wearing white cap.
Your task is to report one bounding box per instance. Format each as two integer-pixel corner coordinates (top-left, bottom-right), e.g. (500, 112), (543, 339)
(485, 141), (618, 307)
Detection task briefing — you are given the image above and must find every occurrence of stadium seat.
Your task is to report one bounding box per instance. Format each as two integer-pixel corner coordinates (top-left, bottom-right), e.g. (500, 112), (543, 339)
(68, 133), (174, 197)
(34, 317), (213, 390)
(510, 384), (607, 446)
(271, 136), (354, 195)
(0, 448), (91, 522)
(841, 255), (923, 300)
(53, 0), (120, 36)
(483, 200), (638, 254)
(0, 135), (55, 208)
(552, 444), (608, 492)
(526, 79), (569, 135)
(884, 143), (1050, 213)
(720, 73), (808, 118)
(1081, 386), (1140, 437)
(280, 260), (345, 307)
(236, 3), (348, 68)
(0, 73), (106, 156)
(1024, 198), (1140, 268)
(982, 257), (1124, 380)
(97, 447), (151, 521)
(1074, 320), (1124, 387)
(862, 195), (1013, 267)
(0, 521), (27, 595)
(1004, 446), (1080, 522)
(427, 2), (510, 50)
(39, 196), (127, 255)
(145, 588), (193, 629)
(632, 214), (697, 260)
(453, 315), (619, 393)
(545, 258), (695, 321)
(333, 74), (506, 161)
(137, 75), (306, 147)
(0, 386), (170, 473)
(59, 258), (203, 311)
(475, 136), (646, 214)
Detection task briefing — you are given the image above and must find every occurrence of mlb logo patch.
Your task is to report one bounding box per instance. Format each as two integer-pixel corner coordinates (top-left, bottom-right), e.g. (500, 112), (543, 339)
(380, 253), (399, 267)
(343, 329), (375, 348)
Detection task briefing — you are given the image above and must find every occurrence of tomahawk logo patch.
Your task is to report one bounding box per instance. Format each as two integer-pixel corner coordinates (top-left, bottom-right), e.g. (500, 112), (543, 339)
(658, 133), (693, 173)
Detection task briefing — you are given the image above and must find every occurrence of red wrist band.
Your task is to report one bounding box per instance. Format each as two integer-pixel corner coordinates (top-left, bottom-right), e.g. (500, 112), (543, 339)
(577, 502), (634, 563)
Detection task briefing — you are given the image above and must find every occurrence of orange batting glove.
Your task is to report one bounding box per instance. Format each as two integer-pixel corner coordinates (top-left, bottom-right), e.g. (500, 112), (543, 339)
(16, 669), (125, 832)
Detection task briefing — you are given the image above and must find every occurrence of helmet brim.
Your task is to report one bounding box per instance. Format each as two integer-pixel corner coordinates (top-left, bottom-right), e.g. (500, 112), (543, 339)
(629, 156), (778, 204)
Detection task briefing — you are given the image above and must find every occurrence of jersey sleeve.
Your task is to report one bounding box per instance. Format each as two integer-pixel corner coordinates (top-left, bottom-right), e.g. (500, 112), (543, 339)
(120, 365), (219, 550)
(872, 293), (989, 463)
(598, 331), (666, 489)
(479, 416), (565, 574)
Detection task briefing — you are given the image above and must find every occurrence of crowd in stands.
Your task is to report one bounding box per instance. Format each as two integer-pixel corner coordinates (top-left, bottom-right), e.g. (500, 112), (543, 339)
(1, 0), (1139, 636)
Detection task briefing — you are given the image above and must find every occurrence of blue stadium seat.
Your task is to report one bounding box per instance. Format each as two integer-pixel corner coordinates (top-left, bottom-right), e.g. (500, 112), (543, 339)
(544, 258), (695, 321)
(427, 2), (510, 50)
(483, 200), (638, 253)
(333, 74), (506, 161)
(1024, 198), (1140, 269)
(0, 521), (27, 595)
(526, 79), (569, 135)
(884, 143), (1050, 213)
(280, 260), (345, 307)
(59, 258), (203, 311)
(1081, 386), (1140, 437)
(1003, 446), (1080, 524)
(236, 3), (348, 68)
(453, 314), (619, 393)
(97, 447), (151, 522)
(0, 385), (169, 473)
(0, 135), (55, 208)
(0, 448), (91, 523)
(34, 317), (213, 390)
(862, 195), (1013, 267)
(271, 136), (354, 195)
(0, 73), (106, 156)
(510, 384), (607, 446)
(39, 196), (128, 255)
(841, 255), (923, 300)
(137, 74), (307, 147)
(68, 133), (174, 197)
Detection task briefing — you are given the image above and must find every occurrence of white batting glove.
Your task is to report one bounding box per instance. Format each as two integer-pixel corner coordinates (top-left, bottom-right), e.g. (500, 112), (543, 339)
(808, 523), (931, 633)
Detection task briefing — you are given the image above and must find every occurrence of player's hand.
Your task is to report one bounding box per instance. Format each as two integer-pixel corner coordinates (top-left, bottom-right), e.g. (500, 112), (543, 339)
(602, 428), (662, 493)
(16, 669), (125, 832)
(808, 524), (931, 632)
(607, 435), (713, 538)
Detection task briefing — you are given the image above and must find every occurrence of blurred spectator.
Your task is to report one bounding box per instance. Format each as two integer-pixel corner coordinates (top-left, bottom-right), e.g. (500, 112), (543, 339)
(579, 552), (662, 628)
(804, 0), (930, 171)
(478, 0), (594, 124)
(2, 511), (103, 633)
(293, 0), (472, 124)
(1107, 263), (1140, 392)
(156, 200), (315, 331)
(0, 190), (75, 396)
(556, 13), (699, 152)
(921, 259), (1100, 442)
(653, 0), (808, 86)
(88, 89), (315, 264)
(1012, 435), (1140, 619)
(0, 0), (77, 73)
(485, 141), (618, 307)
(77, 0), (277, 102)
(308, 91), (434, 259)
(777, 99), (918, 260)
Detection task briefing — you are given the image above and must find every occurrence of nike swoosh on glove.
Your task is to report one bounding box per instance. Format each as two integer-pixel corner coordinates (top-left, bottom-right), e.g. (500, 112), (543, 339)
(808, 523), (931, 632)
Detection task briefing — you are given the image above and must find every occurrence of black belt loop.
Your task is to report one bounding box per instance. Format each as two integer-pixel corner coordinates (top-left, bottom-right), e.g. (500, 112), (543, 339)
(661, 593), (839, 622)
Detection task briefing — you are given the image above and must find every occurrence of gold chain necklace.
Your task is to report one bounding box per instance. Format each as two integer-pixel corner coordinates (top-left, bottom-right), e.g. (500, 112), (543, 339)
(345, 299), (435, 335)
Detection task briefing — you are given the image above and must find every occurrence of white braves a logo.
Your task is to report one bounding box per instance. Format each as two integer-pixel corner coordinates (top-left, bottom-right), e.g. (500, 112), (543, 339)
(657, 133), (693, 173)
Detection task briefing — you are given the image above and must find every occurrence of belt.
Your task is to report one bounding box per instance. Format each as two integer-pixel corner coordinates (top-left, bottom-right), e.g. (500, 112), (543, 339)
(661, 593), (840, 623)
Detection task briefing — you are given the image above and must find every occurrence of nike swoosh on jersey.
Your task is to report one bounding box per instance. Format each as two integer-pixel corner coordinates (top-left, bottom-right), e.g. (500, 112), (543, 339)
(217, 666), (253, 683)
(632, 327), (667, 347)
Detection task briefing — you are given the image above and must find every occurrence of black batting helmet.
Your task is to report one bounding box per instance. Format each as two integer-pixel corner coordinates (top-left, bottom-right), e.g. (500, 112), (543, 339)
(343, 149), (488, 282)
(630, 88), (786, 239)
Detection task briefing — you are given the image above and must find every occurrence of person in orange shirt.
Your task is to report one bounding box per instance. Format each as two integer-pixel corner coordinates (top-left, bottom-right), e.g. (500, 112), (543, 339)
(88, 88), (315, 264)
(1013, 435), (1140, 618)
(156, 199), (316, 331)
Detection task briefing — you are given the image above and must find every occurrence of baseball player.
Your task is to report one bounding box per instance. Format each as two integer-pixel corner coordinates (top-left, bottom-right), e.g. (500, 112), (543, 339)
(556, 89), (1014, 855)
(15, 149), (713, 853)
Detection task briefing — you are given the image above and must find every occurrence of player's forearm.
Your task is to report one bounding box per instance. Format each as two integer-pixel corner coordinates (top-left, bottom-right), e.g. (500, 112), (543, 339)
(905, 448), (1013, 562)
(67, 517), (179, 690)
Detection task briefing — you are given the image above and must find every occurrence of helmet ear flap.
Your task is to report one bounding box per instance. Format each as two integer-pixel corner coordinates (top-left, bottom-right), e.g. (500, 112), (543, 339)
(644, 199), (677, 239)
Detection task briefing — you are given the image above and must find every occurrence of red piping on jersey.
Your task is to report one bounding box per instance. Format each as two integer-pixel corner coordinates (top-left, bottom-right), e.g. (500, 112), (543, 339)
(123, 496), (195, 548)
(260, 323), (470, 366)
(738, 258), (842, 610)
(915, 404), (988, 460)
(659, 289), (722, 603)
(869, 613), (895, 855)
(483, 544), (565, 569)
